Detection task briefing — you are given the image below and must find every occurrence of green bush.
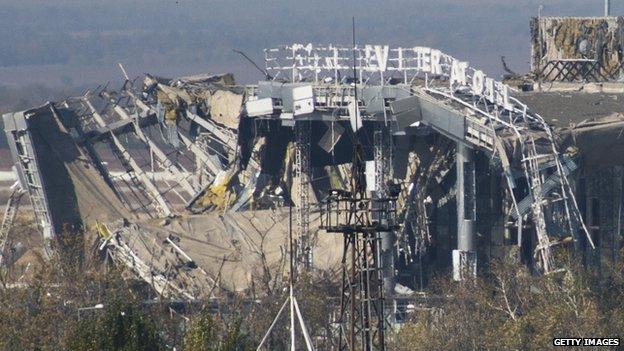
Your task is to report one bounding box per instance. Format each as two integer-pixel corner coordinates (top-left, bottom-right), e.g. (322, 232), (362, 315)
(182, 311), (253, 351)
(69, 299), (162, 351)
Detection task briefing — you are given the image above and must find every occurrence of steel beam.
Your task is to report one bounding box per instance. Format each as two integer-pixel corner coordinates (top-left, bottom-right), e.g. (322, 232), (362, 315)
(83, 99), (173, 217)
(112, 105), (197, 197)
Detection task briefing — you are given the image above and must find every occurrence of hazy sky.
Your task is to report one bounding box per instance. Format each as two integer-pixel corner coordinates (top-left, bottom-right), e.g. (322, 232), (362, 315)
(0, 0), (622, 87)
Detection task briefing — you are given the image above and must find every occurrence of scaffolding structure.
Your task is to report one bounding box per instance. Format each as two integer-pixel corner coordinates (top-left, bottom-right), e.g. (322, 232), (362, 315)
(294, 120), (312, 270)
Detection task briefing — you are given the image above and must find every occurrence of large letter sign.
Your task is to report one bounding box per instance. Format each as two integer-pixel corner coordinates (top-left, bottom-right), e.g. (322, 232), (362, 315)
(450, 60), (468, 88)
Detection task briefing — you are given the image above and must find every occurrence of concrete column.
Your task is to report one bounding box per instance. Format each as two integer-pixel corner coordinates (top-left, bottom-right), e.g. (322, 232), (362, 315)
(605, 0), (611, 17)
(453, 142), (477, 280)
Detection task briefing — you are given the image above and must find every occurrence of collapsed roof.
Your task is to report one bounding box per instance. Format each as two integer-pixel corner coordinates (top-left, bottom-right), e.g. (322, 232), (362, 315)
(2, 43), (623, 298)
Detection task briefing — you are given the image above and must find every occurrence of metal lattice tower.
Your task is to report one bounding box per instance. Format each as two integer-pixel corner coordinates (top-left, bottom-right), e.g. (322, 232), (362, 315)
(321, 143), (398, 351)
(343, 231), (385, 350)
(294, 120), (312, 269)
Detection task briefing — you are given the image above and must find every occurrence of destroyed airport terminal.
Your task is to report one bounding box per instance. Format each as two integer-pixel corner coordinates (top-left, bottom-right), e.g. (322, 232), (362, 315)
(1, 15), (624, 321)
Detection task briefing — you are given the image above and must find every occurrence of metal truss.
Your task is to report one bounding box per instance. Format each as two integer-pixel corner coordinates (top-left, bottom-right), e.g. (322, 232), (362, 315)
(538, 59), (624, 82)
(421, 78), (593, 273)
(295, 120), (312, 269)
(81, 98), (173, 217)
(96, 223), (195, 300)
(340, 232), (385, 351)
(110, 99), (197, 199)
(321, 185), (398, 350)
(265, 44), (455, 85)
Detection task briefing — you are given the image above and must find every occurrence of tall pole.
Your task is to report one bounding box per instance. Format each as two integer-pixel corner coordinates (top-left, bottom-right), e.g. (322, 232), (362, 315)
(352, 16), (359, 136)
(289, 204), (296, 351)
(350, 238), (356, 351)
(323, 16), (389, 350)
(605, 0), (611, 16)
(257, 203), (315, 351)
(290, 203), (294, 294)
(350, 18), (358, 349)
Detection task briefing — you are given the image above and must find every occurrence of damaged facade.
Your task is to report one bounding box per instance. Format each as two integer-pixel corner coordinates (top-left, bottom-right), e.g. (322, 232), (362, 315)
(1, 19), (623, 317)
(531, 15), (624, 82)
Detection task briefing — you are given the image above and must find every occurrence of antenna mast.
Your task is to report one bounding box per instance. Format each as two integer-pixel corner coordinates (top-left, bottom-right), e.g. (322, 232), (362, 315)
(256, 204), (314, 351)
(319, 17), (398, 351)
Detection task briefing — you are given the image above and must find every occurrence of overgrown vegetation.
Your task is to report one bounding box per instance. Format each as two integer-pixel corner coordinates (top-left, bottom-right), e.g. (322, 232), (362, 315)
(0, 228), (341, 350)
(69, 300), (163, 351)
(1, 228), (622, 350)
(389, 252), (624, 350)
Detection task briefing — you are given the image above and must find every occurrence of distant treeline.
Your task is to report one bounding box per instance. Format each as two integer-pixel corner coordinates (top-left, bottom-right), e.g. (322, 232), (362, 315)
(2, 0), (620, 82)
(0, 0), (568, 85)
(1, 0), (621, 146)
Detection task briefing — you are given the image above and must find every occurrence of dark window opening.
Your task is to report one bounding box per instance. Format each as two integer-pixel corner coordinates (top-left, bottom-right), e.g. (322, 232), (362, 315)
(591, 197), (600, 227)
(578, 178), (587, 222)
(464, 161), (476, 220)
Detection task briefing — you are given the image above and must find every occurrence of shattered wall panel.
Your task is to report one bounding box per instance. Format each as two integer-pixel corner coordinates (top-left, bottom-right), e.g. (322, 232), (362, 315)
(25, 104), (130, 233)
(208, 90), (243, 130)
